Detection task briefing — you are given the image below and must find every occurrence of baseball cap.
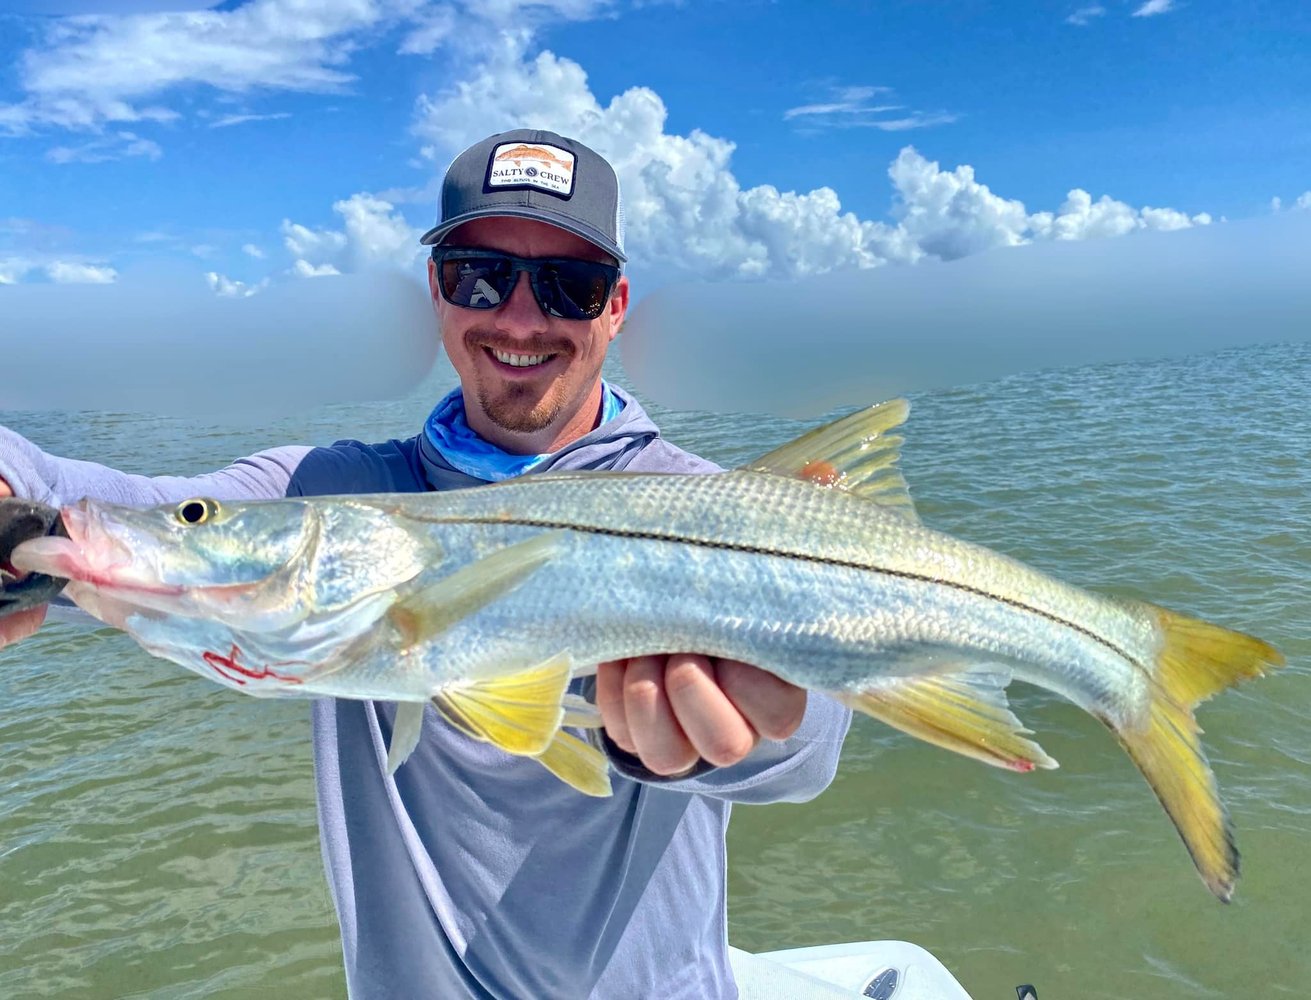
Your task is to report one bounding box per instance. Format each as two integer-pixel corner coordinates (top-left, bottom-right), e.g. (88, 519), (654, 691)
(419, 129), (627, 264)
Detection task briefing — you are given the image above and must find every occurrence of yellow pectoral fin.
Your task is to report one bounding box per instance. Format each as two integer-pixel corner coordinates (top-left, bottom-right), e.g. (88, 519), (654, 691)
(433, 652), (575, 757)
(838, 666), (1057, 773)
(534, 730), (613, 798)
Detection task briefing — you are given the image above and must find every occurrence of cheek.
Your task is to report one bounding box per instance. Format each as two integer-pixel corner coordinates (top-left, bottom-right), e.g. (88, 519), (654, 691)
(438, 312), (474, 366)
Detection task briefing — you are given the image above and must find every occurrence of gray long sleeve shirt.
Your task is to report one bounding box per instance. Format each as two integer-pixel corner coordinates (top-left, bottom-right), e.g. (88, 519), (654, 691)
(0, 388), (852, 999)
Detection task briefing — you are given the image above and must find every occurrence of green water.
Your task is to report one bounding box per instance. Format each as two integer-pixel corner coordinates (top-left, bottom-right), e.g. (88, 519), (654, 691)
(2, 343), (1308, 998)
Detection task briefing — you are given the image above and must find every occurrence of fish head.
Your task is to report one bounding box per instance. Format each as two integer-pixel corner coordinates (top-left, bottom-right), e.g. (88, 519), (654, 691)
(13, 496), (317, 626)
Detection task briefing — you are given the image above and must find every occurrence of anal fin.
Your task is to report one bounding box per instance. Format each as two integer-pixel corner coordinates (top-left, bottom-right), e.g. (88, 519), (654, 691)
(533, 730), (613, 797)
(838, 665), (1057, 773)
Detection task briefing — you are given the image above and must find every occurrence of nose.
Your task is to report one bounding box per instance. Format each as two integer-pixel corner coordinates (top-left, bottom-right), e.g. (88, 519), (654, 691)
(491, 271), (549, 336)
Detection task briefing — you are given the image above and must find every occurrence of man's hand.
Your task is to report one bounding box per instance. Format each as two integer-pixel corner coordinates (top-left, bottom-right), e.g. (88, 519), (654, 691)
(595, 655), (807, 776)
(0, 477), (50, 649)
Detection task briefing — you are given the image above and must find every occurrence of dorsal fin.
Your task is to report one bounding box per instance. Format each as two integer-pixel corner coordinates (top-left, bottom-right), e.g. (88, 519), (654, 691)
(740, 399), (918, 522)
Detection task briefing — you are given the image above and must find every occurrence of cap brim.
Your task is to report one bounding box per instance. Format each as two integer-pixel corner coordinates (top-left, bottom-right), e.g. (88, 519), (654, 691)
(419, 206), (627, 263)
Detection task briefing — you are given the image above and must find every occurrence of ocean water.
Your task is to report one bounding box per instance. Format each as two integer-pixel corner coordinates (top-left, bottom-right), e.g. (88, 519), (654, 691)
(1, 342), (1307, 999)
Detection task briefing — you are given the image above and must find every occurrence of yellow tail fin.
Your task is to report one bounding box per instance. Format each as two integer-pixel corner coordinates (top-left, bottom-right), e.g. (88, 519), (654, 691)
(1114, 601), (1284, 902)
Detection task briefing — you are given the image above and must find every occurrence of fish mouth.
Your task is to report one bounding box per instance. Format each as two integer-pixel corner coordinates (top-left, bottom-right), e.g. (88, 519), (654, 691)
(10, 501), (184, 598)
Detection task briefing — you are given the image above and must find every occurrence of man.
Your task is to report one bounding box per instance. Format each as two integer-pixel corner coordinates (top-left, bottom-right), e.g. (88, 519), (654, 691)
(0, 129), (851, 998)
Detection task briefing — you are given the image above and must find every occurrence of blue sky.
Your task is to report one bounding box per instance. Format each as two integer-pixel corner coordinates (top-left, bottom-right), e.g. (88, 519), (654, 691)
(1, 0), (1308, 293)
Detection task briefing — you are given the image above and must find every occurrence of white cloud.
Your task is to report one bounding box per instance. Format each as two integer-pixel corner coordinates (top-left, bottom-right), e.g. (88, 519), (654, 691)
(46, 130), (162, 163)
(784, 84), (955, 132)
(411, 39), (1213, 281)
(242, 243), (266, 258)
(281, 218), (349, 261)
(45, 260), (118, 282)
(0, 255), (118, 283)
(1132, 0), (1176, 16)
(0, 259), (35, 284)
(1066, 5), (1106, 26)
(887, 149), (1030, 260)
(0, 0), (615, 136)
(1028, 188), (1211, 241)
(210, 111), (293, 128)
(291, 260), (343, 277)
(9, 3), (225, 13)
(205, 271), (267, 296)
(2, 0), (391, 133)
(280, 192), (420, 278)
(1271, 192), (1311, 213)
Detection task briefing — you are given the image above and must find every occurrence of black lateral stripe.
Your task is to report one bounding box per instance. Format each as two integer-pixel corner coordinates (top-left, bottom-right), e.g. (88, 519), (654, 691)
(437, 514), (1141, 668)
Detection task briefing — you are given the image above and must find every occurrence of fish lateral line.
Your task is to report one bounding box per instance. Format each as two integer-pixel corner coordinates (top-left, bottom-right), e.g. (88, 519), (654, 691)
(417, 512), (1147, 673)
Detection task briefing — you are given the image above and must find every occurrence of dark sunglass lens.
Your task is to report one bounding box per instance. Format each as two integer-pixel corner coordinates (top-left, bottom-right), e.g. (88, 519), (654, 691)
(440, 255), (514, 309)
(536, 262), (612, 320)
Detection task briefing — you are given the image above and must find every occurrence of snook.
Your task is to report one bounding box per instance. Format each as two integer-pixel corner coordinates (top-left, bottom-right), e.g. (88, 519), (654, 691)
(12, 400), (1284, 902)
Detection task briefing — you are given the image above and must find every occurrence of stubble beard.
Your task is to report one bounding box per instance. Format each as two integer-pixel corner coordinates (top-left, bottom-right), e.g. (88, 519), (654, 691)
(478, 379), (566, 434)
(468, 330), (578, 434)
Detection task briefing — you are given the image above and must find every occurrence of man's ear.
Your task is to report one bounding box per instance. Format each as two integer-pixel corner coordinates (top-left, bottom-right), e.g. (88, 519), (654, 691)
(607, 274), (630, 342)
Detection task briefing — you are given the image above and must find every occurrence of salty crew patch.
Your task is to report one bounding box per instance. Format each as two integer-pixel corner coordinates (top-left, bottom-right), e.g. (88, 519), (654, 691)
(488, 142), (577, 197)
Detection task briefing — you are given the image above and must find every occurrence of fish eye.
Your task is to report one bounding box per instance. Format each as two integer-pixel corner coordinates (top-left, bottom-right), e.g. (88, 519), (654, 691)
(176, 498), (220, 526)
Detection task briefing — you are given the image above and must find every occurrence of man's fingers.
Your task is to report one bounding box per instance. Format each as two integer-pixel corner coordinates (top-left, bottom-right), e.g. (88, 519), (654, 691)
(0, 605), (47, 650)
(716, 659), (808, 741)
(623, 655), (698, 776)
(595, 660), (635, 753)
(664, 654), (758, 767)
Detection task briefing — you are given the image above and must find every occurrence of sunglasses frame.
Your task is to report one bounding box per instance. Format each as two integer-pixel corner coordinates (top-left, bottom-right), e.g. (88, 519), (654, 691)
(431, 247), (621, 321)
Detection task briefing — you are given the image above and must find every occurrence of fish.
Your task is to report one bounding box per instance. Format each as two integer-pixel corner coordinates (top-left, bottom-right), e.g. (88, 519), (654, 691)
(10, 399), (1284, 901)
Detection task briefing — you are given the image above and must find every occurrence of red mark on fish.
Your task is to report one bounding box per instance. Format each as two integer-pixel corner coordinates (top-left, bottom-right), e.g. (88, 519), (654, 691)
(799, 459), (842, 486)
(202, 644), (304, 687)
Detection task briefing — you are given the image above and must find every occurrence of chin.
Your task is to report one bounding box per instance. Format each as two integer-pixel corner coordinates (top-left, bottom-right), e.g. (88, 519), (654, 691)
(482, 388), (565, 435)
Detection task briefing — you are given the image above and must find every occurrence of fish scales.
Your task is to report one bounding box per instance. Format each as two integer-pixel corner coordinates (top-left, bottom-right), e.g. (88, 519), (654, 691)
(8, 399), (1285, 900)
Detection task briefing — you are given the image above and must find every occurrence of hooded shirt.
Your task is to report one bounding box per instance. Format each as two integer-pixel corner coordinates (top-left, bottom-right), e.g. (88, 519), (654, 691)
(0, 386), (851, 999)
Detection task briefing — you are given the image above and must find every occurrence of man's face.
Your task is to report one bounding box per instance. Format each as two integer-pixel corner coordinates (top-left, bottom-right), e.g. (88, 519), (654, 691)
(428, 216), (629, 453)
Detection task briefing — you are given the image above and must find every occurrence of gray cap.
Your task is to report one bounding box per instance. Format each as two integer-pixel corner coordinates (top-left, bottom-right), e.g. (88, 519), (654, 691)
(419, 129), (627, 263)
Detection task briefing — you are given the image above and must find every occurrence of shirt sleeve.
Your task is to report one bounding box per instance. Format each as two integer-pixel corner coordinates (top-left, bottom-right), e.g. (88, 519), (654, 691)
(0, 423), (311, 507)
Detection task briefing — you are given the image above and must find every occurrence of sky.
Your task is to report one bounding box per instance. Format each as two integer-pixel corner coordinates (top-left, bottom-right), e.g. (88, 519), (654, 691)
(1, 0), (1308, 296)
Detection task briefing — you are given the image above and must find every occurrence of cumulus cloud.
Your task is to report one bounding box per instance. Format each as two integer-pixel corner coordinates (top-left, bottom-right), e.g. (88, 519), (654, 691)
(1066, 5), (1106, 26)
(291, 260), (343, 277)
(1132, 0), (1176, 16)
(411, 39), (1210, 283)
(46, 130), (162, 163)
(281, 192), (421, 277)
(205, 271), (268, 296)
(1269, 192), (1310, 213)
(242, 243), (266, 258)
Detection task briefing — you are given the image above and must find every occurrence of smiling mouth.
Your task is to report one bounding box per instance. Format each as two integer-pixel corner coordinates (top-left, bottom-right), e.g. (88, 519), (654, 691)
(487, 347), (557, 369)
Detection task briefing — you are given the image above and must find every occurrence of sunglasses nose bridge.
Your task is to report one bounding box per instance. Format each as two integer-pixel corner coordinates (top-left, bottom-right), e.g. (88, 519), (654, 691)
(496, 265), (551, 325)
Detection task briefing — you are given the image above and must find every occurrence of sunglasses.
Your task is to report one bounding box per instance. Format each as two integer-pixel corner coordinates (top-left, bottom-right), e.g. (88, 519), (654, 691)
(432, 248), (621, 321)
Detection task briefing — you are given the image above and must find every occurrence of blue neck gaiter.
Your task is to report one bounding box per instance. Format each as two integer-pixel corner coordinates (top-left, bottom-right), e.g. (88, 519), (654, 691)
(423, 382), (625, 482)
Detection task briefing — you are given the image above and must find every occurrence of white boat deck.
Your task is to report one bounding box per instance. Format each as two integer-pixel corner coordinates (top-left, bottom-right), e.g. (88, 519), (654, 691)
(730, 940), (976, 999)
